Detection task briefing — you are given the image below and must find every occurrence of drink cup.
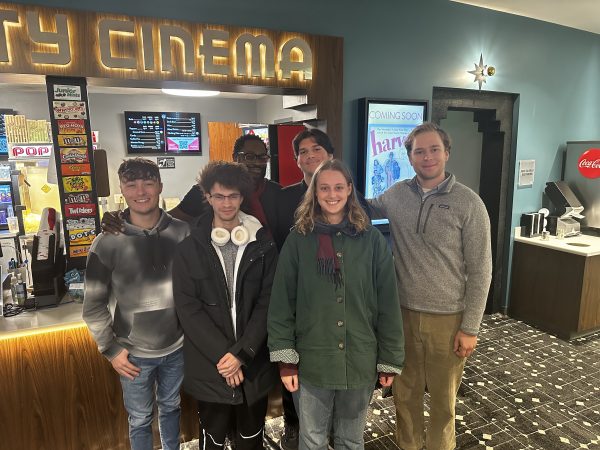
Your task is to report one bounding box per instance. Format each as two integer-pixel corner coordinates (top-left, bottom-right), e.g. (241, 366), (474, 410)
(7, 216), (18, 233)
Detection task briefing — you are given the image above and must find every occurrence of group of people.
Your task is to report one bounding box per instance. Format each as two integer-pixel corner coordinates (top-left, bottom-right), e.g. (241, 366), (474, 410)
(83, 123), (492, 450)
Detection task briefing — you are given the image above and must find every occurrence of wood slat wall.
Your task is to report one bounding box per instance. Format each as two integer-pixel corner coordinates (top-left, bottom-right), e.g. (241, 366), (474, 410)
(0, 326), (198, 450)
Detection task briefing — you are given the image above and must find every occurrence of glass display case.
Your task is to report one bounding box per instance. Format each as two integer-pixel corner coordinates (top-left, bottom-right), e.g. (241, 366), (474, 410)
(10, 159), (61, 234)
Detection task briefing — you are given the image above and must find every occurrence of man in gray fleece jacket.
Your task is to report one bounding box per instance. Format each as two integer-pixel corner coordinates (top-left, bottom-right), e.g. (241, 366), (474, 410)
(83, 158), (189, 450)
(368, 123), (492, 450)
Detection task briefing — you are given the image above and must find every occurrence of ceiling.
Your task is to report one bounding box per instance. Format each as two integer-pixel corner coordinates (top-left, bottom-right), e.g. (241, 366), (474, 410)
(451, 0), (600, 35)
(0, 82), (266, 99)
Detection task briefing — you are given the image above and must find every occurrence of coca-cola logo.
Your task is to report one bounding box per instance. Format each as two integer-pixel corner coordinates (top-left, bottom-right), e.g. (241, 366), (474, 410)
(578, 148), (600, 179)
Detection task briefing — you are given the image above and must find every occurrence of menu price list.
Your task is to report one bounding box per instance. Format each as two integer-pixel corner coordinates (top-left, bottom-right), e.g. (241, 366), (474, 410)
(125, 111), (200, 153)
(126, 112), (164, 152)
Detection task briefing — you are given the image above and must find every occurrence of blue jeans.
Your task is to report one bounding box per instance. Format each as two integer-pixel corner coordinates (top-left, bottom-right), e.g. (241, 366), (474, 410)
(294, 382), (373, 450)
(120, 348), (184, 450)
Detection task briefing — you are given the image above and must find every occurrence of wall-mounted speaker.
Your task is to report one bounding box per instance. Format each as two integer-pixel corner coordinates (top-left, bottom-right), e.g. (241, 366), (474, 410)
(93, 149), (110, 197)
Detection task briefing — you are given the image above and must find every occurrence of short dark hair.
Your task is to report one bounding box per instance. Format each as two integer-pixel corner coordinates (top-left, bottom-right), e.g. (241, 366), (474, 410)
(118, 158), (161, 183)
(292, 128), (335, 158)
(404, 122), (451, 155)
(197, 161), (253, 199)
(232, 134), (267, 156)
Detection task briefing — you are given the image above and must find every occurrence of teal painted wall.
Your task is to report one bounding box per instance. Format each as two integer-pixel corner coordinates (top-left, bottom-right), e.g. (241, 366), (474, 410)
(12, 0), (600, 307)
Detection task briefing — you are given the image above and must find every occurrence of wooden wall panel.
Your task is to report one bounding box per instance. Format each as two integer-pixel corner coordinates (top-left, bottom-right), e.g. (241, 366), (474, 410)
(0, 326), (198, 450)
(306, 35), (344, 158)
(579, 255), (600, 331)
(508, 242), (582, 338)
(208, 122), (242, 162)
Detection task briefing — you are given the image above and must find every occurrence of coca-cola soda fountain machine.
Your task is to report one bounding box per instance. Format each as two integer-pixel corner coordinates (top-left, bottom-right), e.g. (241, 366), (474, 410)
(564, 142), (600, 234)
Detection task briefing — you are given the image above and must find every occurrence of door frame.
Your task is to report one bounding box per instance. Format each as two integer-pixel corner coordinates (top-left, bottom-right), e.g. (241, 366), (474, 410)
(431, 87), (520, 314)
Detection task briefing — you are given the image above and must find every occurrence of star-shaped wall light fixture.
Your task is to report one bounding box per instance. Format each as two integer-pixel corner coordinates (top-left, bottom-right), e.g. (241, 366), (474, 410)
(468, 54), (496, 90)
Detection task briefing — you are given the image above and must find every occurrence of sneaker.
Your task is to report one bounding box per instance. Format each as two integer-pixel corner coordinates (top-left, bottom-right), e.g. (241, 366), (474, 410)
(280, 423), (299, 450)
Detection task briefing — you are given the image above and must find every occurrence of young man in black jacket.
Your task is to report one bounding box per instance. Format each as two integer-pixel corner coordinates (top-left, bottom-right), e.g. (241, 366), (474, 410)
(279, 129), (371, 240)
(172, 161), (278, 450)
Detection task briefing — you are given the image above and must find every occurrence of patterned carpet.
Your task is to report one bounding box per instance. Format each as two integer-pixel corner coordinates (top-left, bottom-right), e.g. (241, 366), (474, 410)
(266, 315), (600, 449)
(183, 314), (600, 449)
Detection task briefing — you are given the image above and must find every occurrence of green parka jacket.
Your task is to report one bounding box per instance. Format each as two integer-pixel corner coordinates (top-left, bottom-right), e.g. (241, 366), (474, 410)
(267, 225), (404, 389)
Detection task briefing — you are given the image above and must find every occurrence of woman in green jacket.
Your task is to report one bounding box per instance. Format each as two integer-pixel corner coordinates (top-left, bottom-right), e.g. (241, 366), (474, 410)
(268, 159), (404, 449)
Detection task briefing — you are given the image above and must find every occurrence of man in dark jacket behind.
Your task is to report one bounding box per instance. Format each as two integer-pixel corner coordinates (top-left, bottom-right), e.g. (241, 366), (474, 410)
(173, 161), (278, 450)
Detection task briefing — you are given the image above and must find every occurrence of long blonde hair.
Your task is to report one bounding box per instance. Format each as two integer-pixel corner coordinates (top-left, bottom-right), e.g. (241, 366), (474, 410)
(294, 159), (369, 235)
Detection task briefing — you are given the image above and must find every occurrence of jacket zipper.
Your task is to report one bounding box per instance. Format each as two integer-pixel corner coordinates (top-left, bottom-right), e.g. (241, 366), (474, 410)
(205, 244), (238, 400)
(422, 203), (434, 234)
(225, 242), (269, 401)
(207, 244), (237, 339)
(210, 241), (272, 339)
(415, 189), (445, 234)
(416, 197), (426, 234)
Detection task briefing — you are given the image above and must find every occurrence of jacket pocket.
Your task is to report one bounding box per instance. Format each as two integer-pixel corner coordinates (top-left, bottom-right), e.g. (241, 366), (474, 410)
(190, 269), (220, 306)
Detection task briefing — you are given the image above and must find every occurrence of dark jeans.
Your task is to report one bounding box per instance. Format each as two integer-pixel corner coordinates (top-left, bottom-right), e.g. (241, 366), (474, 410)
(197, 396), (269, 450)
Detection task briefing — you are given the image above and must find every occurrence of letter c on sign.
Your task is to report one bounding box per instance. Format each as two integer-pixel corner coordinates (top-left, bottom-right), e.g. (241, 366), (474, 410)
(578, 148), (600, 179)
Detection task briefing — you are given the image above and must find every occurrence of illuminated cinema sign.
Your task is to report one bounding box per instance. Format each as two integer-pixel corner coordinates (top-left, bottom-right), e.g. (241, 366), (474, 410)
(0, 3), (313, 85)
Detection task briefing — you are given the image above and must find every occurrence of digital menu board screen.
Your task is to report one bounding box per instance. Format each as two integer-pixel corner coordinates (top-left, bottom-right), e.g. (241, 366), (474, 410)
(125, 111), (201, 154)
(357, 98), (427, 225)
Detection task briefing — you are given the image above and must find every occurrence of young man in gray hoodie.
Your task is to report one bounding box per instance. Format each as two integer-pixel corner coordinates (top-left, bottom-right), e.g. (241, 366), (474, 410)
(83, 158), (190, 450)
(368, 123), (492, 450)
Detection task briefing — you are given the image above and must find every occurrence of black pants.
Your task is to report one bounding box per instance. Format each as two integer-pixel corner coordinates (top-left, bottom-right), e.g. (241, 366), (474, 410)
(282, 383), (299, 426)
(198, 396), (268, 450)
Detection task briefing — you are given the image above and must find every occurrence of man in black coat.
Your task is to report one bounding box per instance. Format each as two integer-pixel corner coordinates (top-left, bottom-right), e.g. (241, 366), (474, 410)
(279, 129), (371, 239)
(173, 161), (278, 450)
(166, 134), (285, 249)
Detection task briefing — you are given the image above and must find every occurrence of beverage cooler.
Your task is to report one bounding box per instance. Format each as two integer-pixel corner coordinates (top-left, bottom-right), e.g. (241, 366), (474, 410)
(268, 124), (306, 186)
(0, 181), (15, 230)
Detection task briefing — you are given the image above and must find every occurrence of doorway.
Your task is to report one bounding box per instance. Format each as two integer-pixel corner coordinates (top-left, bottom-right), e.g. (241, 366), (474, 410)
(432, 87), (520, 314)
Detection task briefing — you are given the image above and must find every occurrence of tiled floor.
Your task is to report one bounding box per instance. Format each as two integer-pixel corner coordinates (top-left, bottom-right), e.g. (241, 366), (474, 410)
(184, 314), (600, 449)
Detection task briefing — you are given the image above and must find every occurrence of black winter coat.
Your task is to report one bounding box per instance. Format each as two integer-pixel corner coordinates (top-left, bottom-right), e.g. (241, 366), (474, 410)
(173, 213), (278, 405)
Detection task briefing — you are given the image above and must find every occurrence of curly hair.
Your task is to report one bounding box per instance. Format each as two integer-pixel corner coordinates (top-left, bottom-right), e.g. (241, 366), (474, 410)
(197, 161), (253, 199)
(294, 159), (369, 234)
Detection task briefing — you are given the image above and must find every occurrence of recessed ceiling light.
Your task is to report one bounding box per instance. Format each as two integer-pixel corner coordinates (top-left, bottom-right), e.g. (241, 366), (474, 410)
(161, 88), (220, 97)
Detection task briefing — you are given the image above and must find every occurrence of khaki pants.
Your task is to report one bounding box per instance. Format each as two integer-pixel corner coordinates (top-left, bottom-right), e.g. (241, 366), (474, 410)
(392, 309), (466, 450)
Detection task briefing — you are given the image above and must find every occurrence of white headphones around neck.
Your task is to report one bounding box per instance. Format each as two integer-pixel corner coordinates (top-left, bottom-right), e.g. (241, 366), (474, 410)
(211, 225), (250, 247)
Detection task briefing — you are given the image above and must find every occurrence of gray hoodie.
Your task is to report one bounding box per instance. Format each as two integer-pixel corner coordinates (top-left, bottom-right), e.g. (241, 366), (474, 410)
(83, 210), (190, 359)
(368, 174), (492, 335)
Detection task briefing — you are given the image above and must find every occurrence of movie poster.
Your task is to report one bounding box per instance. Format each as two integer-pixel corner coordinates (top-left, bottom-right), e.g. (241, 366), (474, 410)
(364, 103), (426, 199)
